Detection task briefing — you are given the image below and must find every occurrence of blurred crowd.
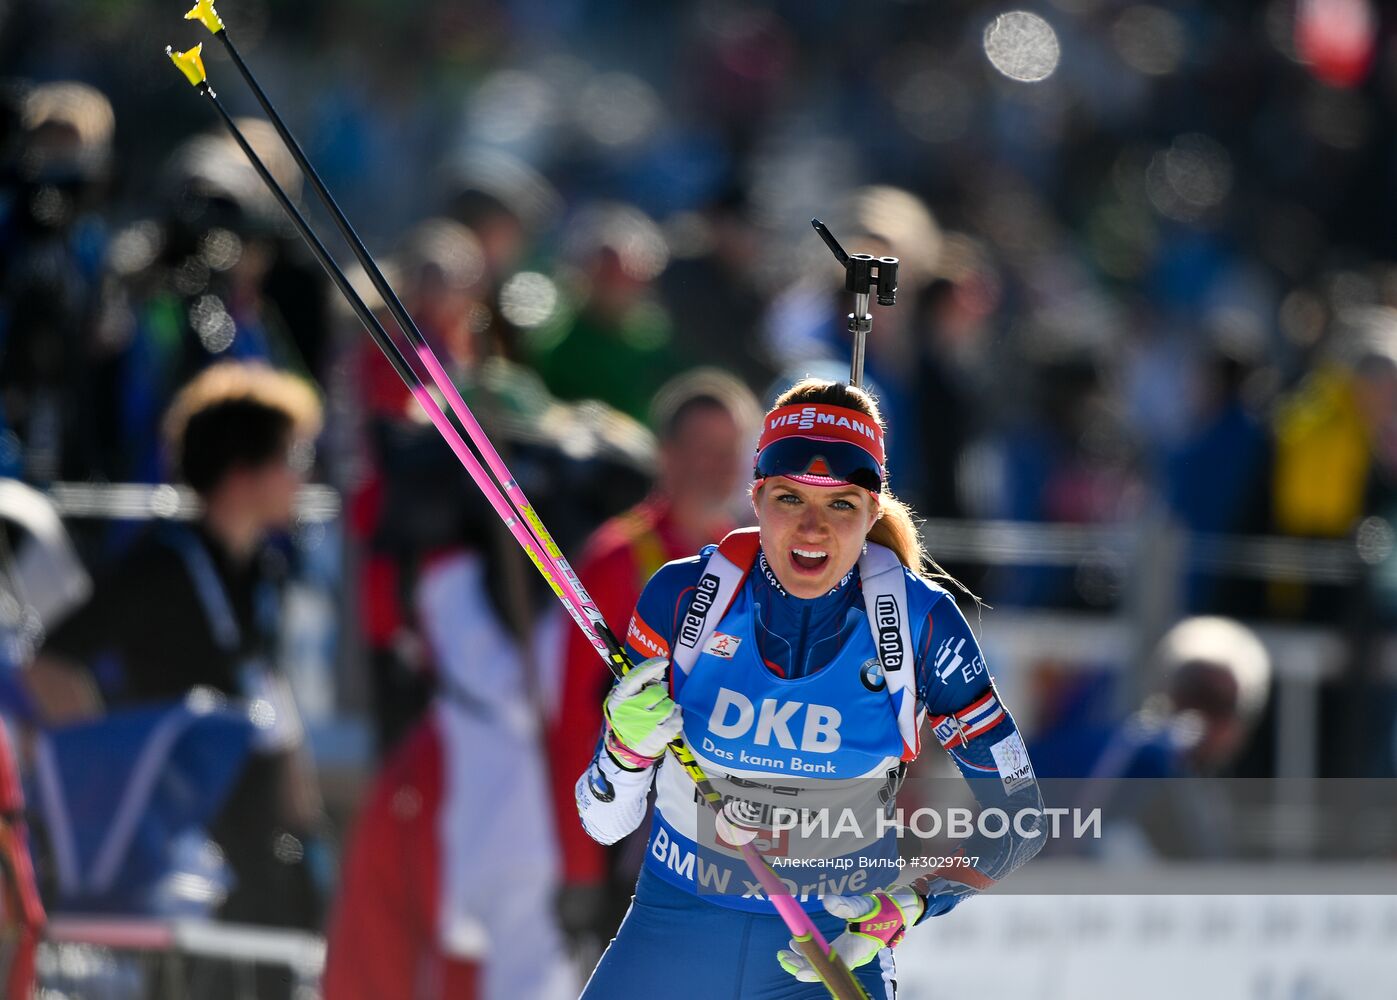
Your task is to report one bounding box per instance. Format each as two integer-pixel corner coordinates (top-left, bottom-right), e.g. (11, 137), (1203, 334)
(3, 0), (1397, 995)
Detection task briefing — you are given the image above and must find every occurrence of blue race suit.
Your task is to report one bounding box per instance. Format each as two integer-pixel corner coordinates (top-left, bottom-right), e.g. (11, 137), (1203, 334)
(576, 542), (1044, 998)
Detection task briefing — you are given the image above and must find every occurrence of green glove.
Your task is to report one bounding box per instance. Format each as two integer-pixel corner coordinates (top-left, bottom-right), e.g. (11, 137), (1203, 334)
(603, 657), (683, 768)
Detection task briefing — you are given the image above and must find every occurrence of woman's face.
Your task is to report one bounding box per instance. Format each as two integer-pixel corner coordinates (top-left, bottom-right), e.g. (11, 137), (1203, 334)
(753, 476), (880, 598)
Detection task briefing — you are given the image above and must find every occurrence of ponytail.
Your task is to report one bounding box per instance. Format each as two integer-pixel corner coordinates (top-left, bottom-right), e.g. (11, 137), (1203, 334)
(870, 489), (976, 600)
(868, 492), (922, 570)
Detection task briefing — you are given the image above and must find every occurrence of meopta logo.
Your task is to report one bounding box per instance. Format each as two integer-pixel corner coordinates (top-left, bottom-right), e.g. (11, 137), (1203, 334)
(679, 574), (721, 648)
(873, 595), (903, 671)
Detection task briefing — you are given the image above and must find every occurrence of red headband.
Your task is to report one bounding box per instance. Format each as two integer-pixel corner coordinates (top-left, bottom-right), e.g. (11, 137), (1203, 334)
(756, 403), (886, 467)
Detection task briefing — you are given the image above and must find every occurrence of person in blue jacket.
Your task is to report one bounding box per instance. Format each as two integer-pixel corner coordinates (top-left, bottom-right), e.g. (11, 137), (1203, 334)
(575, 378), (1044, 998)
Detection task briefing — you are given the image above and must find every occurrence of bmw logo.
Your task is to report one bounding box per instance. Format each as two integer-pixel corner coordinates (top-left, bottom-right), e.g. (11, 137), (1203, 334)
(860, 658), (886, 692)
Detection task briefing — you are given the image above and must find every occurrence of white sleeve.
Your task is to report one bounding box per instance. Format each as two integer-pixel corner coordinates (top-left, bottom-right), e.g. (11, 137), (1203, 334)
(575, 749), (657, 845)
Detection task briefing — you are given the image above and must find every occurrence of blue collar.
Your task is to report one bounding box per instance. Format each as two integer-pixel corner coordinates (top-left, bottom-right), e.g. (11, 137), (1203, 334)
(755, 550), (857, 600)
(750, 548), (861, 679)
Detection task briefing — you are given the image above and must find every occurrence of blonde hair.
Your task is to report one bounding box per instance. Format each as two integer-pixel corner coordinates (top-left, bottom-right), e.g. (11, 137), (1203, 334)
(162, 361), (322, 493)
(765, 378), (971, 597)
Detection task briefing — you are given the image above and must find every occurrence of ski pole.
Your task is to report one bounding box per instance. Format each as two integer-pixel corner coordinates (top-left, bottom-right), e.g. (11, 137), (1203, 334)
(180, 0), (610, 662)
(162, 45), (600, 653)
(166, 44), (869, 1000)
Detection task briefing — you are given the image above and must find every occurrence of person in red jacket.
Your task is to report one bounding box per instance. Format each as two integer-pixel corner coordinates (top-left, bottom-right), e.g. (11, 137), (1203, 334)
(548, 369), (758, 945)
(320, 718), (477, 1000)
(0, 720), (43, 1000)
(323, 547), (574, 1000)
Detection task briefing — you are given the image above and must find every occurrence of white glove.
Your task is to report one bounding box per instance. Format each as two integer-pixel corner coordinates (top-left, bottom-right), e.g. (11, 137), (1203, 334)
(777, 890), (925, 982)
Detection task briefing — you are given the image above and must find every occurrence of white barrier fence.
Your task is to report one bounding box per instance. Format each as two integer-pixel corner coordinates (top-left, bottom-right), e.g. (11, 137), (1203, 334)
(35, 867), (1397, 1000)
(38, 916), (324, 999)
(897, 864), (1397, 1000)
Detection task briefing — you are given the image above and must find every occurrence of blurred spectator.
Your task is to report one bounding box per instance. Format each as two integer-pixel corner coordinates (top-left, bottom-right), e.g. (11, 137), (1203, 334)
(987, 343), (1144, 607)
(0, 479), (99, 998)
(1165, 318), (1274, 613)
(352, 385), (654, 754)
(1292, 308), (1397, 776)
(25, 362), (326, 950)
(658, 186), (774, 391)
(527, 202), (685, 421)
(548, 367), (757, 948)
(1031, 616), (1272, 858)
(676, 6), (794, 152)
(343, 220), (488, 754)
(0, 81), (114, 482)
(1269, 307), (1397, 620)
(333, 326), (652, 992)
(446, 148), (560, 288)
(397, 219), (489, 365)
(350, 218), (488, 415)
(330, 334), (651, 987)
(323, 550), (574, 1000)
(96, 121), (322, 482)
(339, 217), (656, 753)
(911, 234), (1001, 518)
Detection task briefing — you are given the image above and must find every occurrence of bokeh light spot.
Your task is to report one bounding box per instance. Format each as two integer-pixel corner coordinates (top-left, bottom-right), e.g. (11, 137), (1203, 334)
(1112, 6), (1186, 76)
(500, 271), (559, 329)
(199, 227), (243, 272)
(575, 73), (662, 149)
(110, 221), (161, 276)
(1357, 516), (1394, 565)
(984, 12), (1061, 83)
(1145, 133), (1232, 223)
(469, 70), (556, 145)
(190, 294), (236, 353)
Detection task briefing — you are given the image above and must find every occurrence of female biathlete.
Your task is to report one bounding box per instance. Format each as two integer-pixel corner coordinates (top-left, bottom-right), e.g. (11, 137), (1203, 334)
(576, 379), (1044, 998)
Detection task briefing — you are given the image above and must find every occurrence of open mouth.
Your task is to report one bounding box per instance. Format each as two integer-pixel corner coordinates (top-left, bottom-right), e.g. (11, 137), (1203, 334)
(790, 547), (829, 573)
